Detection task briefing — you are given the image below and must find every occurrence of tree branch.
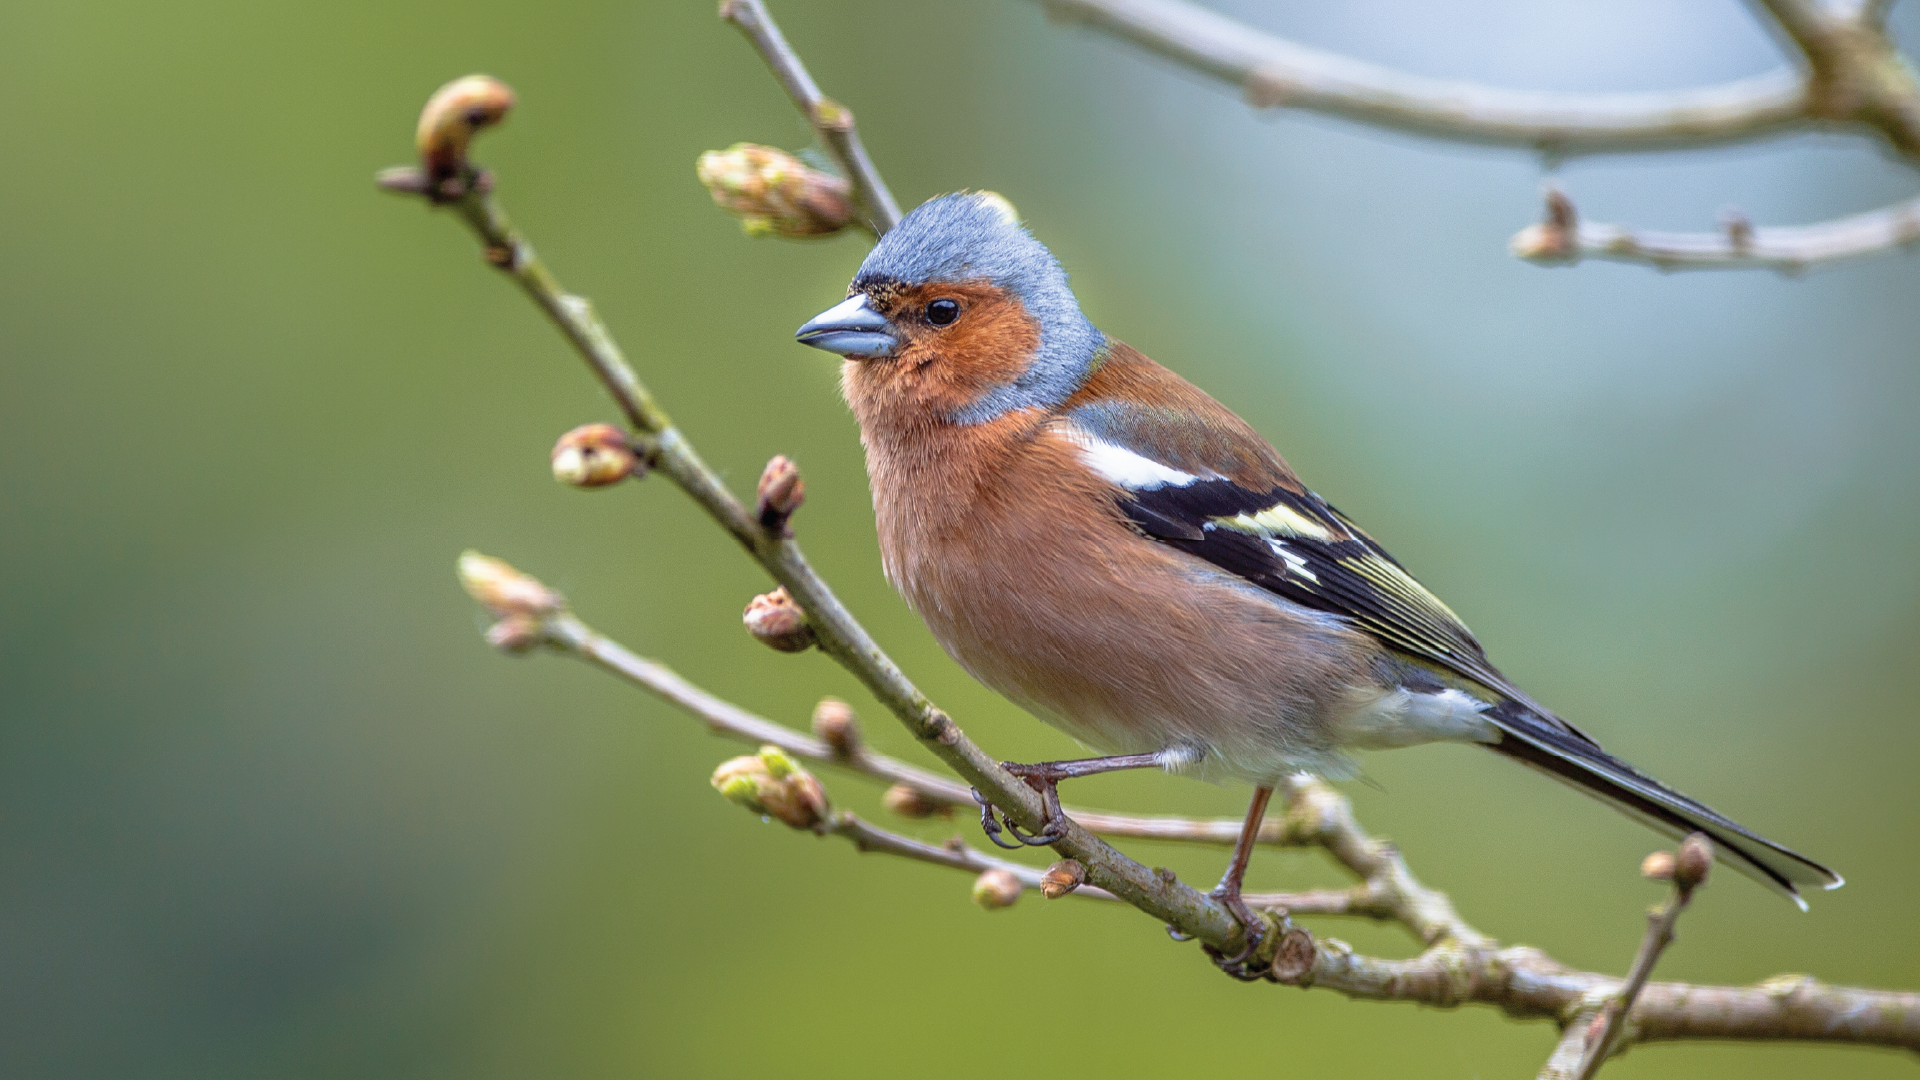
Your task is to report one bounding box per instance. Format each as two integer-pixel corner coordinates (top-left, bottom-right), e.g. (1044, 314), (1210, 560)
(718, 0), (902, 234)
(454, 553), (1920, 1053)
(1036, 0), (1812, 157)
(1512, 188), (1920, 272)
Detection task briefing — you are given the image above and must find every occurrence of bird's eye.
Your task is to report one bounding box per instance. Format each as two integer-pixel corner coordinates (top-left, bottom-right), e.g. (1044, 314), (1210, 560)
(926, 298), (960, 326)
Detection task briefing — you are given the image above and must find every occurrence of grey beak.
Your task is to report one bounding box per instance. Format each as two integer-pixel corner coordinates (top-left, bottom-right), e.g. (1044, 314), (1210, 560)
(795, 294), (898, 358)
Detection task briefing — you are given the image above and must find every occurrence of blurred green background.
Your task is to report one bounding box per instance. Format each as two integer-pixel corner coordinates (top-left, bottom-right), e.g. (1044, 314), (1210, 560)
(3, 0), (1917, 1076)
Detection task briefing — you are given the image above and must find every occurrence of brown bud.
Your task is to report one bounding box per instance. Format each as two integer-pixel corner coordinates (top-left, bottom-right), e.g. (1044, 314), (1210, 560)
(458, 550), (563, 617)
(416, 74), (515, 193)
(1511, 187), (1579, 265)
(743, 587), (815, 652)
(1641, 850), (1677, 882)
(484, 612), (547, 653)
(810, 698), (860, 758)
(551, 423), (640, 488)
(971, 868), (1023, 910)
(710, 745), (829, 830)
(1675, 832), (1713, 892)
(755, 455), (805, 534)
(880, 783), (946, 819)
(695, 143), (854, 238)
(1039, 859), (1086, 899)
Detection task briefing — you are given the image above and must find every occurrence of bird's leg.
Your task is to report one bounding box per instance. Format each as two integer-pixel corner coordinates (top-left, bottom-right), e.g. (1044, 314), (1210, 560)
(971, 753), (1163, 849)
(1203, 785), (1275, 979)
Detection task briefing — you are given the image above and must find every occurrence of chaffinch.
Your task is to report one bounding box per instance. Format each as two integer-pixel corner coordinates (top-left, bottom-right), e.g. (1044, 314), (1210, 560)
(796, 192), (1840, 929)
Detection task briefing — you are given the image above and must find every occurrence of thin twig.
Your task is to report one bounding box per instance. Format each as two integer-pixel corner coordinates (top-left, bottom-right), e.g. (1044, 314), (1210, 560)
(828, 812), (1119, 900)
(1037, 0), (1811, 156)
(1512, 190), (1920, 273)
(550, 607), (1422, 923)
(1571, 843), (1707, 1080)
(545, 608), (1314, 850)
(719, 0), (903, 234)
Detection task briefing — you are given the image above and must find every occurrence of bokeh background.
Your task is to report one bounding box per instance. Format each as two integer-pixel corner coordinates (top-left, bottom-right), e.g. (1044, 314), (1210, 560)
(4, 1), (1917, 1076)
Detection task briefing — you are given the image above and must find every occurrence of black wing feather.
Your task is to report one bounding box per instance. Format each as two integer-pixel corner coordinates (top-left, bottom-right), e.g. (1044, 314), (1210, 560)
(1120, 478), (1557, 722)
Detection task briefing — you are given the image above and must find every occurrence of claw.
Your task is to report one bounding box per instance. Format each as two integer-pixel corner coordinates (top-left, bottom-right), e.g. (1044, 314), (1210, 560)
(970, 780), (1068, 848)
(971, 787), (1031, 850)
(969, 753), (1163, 852)
(1202, 889), (1271, 980)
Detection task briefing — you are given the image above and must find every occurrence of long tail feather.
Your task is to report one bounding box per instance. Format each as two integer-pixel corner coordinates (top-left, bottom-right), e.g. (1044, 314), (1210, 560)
(1483, 703), (1842, 908)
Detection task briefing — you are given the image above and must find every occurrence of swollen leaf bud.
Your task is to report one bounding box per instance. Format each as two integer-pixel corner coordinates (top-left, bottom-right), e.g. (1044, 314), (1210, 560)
(484, 612), (547, 653)
(709, 745), (830, 830)
(417, 74), (516, 195)
(1039, 859), (1086, 899)
(1675, 832), (1713, 892)
(1641, 850), (1677, 882)
(755, 455), (805, 534)
(810, 698), (860, 758)
(971, 868), (1023, 910)
(458, 550), (563, 617)
(551, 423), (641, 488)
(696, 143), (854, 238)
(743, 587), (815, 652)
(880, 783), (946, 819)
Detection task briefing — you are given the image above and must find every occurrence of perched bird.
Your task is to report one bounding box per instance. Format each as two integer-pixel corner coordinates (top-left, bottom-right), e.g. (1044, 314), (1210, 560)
(795, 192), (1841, 941)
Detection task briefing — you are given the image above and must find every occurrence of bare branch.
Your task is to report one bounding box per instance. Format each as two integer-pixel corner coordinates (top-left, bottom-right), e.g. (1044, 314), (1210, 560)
(1512, 189), (1920, 272)
(1036, 0), (1920, 275)
(719, 0), (902, 234)
(1036, 0), (1811, 156)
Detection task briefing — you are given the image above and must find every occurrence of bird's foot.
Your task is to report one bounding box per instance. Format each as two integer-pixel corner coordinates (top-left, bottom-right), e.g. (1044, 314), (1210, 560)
(1202, 887), (1275, 982)
(971, 762), (1070, 849)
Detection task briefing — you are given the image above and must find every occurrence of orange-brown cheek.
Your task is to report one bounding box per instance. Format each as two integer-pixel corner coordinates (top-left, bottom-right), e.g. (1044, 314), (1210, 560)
(841, 283), (1042, 427)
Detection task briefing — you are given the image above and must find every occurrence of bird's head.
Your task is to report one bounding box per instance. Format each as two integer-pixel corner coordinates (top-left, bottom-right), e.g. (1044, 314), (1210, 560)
(796, 192), (1104, 426)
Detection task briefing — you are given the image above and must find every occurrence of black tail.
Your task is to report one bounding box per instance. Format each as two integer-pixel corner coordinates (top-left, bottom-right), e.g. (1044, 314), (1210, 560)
(1484, 703), (1842, 908)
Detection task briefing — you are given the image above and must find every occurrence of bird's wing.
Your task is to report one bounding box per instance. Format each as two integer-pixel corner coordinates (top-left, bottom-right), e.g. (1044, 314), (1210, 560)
(1056, 345), (1571, 729)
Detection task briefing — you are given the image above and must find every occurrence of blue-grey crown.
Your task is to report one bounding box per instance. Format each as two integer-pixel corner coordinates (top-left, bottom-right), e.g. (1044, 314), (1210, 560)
(855, 192), (1104, 424)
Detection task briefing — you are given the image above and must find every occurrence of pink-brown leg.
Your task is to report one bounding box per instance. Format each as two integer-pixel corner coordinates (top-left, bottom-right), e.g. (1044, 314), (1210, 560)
(1207, 785), (1274, 971)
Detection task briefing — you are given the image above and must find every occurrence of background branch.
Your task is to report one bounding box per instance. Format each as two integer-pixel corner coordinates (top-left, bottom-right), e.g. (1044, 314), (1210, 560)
(1037, 0), (1811, 156)
(1512, 189), (1920, 272)
(1037, 0), (1920, 273)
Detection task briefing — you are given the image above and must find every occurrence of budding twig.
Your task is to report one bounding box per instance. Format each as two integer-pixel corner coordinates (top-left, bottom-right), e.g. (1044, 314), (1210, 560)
(718, 0), (902, 235)
(1037, 0), (1808, 155)
(1571, 834), (1713, 1080)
